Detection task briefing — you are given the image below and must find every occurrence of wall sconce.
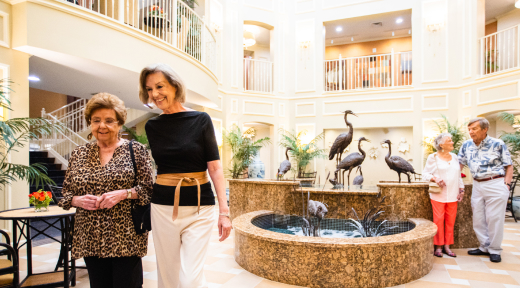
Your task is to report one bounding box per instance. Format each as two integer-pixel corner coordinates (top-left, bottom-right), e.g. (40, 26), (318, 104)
(427, 22), (444, 32)
(212, 23), (222, 33)
(299, 40), (311, 49)
(425, 12), (445, 33)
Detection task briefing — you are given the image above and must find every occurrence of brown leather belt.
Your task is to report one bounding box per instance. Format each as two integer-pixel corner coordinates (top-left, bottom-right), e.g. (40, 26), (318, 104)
(474, 175), (504, 182)
(156, 172), (209, 221)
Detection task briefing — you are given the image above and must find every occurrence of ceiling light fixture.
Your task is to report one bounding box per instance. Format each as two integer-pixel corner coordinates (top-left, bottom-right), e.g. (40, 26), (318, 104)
(396, 18), (403, 24)
(331, 40), (333, 44)
(243, 30), (256, 49)
(336, 26), (342, 32)
(516, 0), (520, 8)
(392, 31), (395, 36)
(351, 37), (354, 41)
(409, 29), (411, 34)
(28, 76), (40, 82)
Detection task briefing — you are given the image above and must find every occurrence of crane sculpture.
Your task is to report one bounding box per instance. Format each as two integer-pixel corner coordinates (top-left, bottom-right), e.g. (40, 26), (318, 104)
(381, 139), (420, 183)
(277, 147), (293, 180)
(333, 137), (370, 187)
(329, 110), (357, 184)
(353, 166), (364, 186)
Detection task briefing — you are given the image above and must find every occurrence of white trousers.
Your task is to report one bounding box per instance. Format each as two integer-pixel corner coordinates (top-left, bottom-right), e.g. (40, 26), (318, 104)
(471, 178), (509, 255)
(151, 204), (216, 288)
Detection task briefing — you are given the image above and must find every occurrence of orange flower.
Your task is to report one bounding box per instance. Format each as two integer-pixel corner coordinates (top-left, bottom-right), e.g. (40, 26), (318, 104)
(47, 191), (52, 197)
(39, 196), (45, 202)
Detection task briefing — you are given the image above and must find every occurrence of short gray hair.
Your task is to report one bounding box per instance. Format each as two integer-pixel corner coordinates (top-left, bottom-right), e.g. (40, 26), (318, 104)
(434, 133), (452, 151)
(139, 63), (186, 107)
(467, 117), (489, 130)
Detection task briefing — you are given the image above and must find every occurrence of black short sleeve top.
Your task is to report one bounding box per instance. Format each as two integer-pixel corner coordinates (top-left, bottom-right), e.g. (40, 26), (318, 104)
(145, 111), (220, 206)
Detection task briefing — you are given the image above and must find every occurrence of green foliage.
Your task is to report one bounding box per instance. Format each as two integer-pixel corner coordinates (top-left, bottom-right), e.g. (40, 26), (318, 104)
(0, 79), (66, 191)
(122, 126), (149, 149)
(423, 114), (468, 156)
(498, 112), (520, 174)
(278, 129), (326, 177)
(223, 125), (270, 179)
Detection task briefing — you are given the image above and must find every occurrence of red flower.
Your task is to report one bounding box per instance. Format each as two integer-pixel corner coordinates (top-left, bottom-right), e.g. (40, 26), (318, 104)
(46, 191), (52, 197)
(39, 195), (45, 202)
(461, 173), (467, 178)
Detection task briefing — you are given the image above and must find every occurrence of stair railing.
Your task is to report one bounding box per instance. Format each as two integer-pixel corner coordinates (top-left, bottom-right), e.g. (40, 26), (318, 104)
(35, 100), (90, 168)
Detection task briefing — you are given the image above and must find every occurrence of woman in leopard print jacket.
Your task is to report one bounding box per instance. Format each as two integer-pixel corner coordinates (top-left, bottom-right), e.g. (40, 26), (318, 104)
(59, 93), (153, 288)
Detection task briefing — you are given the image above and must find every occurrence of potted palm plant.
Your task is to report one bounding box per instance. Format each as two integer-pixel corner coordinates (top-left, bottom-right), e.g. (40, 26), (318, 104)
(278, 129), (326, 178)
(223, 125), (270, 179)
(0, 79), (65, 198)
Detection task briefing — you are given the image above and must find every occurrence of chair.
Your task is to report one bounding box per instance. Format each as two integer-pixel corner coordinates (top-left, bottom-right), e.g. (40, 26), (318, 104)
(506, 175), (520, 222)
(0, 230), (19, 288)
(48, 185), (63, 204)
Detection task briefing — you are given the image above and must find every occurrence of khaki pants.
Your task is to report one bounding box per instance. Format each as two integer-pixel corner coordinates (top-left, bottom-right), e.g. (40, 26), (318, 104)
(471, 178), (509, 255)
(151, 204), (216, 288)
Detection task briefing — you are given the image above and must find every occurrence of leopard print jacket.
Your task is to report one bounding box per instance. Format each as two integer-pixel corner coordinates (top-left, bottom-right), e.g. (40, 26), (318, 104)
(59, 140), (154, 259)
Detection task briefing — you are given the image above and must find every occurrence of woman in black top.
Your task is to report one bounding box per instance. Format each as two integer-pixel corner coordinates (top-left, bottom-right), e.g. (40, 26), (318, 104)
(139, 63), (231, 288)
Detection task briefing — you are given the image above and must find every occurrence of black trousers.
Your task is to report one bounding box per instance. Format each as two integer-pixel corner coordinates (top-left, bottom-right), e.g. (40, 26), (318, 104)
(83, 256), (143, 288)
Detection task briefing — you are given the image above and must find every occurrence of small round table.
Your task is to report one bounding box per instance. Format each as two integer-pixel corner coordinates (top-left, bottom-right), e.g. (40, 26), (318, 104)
(0, 206), (76, 288)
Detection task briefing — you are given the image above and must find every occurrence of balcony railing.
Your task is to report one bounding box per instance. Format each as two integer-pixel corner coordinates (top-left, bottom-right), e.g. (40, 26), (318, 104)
(65, 0), (218, 75)
(480, 25), (519, 76)
(244, 58), (274, 94)
(324, 51), (412, 92)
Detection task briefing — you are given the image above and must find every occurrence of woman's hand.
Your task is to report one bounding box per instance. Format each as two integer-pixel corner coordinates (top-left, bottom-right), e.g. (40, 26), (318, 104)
(218, 215), (232, 242)
(433, 177), (446, 188)
(72, 195), (100, 210)
(457, 188), (465, 202)
(97, 190), (126, 209)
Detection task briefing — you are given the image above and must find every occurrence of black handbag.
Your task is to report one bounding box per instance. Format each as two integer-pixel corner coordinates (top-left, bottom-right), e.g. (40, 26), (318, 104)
(129, 140), (152, 234)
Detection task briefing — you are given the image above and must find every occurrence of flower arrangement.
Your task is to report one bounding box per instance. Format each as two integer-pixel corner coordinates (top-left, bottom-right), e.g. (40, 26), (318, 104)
(29, 189), (53, 212)
(148, 5), (165, 18)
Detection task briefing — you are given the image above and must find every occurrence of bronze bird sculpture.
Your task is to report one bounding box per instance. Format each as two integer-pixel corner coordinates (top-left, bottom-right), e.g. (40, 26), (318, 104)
(353, 166), (364, 186)
(329, 110), (357, 183)
(277, 147), (293, 180)
(307, 191), (328, 237)
(381, 139), (420, 183)
(335, 137), (370, 187)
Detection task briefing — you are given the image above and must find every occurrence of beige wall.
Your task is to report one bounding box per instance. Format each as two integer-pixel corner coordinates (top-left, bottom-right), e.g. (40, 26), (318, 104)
(29, 88), (68, 118)
(497, 9), (520, 31)
(325, 37), (412, 60)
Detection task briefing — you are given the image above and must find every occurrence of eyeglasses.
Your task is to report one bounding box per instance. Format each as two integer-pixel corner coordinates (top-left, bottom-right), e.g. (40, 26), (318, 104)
(91, 119), (119, 127)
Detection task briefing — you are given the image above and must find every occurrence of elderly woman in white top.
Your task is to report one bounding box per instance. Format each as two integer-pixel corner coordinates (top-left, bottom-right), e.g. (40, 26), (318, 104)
(423, 133), (465, 258)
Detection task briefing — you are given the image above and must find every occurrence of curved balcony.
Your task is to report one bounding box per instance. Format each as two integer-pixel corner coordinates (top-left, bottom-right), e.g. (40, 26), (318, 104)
(13, 0), (220, 109)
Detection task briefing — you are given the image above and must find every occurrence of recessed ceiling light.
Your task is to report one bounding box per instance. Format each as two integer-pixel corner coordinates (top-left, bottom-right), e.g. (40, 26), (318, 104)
(396, 18), (403, 24)
(336, 26), (342, 32)
(516, 0), (520, 8)
(351, 37), (354, 41)
(392, 31), (395, 36)
(28, 76), (40, 81)
(331, 40), (333, 44)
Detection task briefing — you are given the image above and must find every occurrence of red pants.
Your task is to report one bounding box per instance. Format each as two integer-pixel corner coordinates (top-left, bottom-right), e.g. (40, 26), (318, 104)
(431, 199), (458, 245)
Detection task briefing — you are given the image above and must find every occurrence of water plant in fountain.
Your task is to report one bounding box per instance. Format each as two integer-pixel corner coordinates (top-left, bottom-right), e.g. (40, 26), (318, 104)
(346, 192), (398, 237)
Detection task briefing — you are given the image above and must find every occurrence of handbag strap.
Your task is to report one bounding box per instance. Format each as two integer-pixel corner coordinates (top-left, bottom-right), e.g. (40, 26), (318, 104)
(129, 140), (138, 187)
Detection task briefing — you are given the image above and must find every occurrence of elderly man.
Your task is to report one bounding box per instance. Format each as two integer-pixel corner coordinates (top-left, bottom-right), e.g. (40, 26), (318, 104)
(458, 117), (513, 263)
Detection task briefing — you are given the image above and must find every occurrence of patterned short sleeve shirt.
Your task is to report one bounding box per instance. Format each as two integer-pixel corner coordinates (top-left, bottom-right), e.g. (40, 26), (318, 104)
(458, 136), (512, 179)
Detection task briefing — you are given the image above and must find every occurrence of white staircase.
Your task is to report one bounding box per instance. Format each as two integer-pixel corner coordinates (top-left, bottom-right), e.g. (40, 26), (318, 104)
(35, 99), (89, 168)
